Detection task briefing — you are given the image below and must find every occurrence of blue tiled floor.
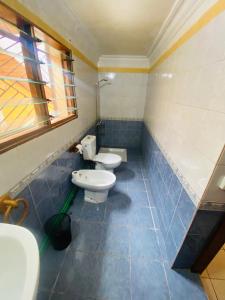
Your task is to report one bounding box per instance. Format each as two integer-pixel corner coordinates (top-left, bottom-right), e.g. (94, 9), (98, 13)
(37, 152), (206, 300)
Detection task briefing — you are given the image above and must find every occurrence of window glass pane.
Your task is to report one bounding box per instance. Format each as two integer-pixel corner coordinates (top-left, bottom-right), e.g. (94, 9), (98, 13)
(0, 19), (46, 142)
(34, 27), (76, 122)
(36, 42), (69, 120)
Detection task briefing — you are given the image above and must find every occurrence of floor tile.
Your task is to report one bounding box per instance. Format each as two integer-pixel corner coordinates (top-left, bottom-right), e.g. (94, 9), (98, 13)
(130, 227), (160, 259)
(104, 204), (131, 226)
(38, 152), (207, 300)
(51, 291), (95, 300)
(211, 279), (225, 300)
(207, 250), (225, 279)
(156, 229), (168, 262)
(104, 192), (132, 226)
(129, 206), (154, 228)
(98, 224), (130, 256)
(54, 251), (131, 300)
(71, 221), (103, 253)
(126, 190), (149, 207)
(127, 179), (146, 191)
(37, 290), (51, 300)
(69, 190), (85, 221)
(80, 202), (106, 222)
(164, 261), (207, 300)
(115, 166), (142, 181)
(95, 254), (131, 300)
(131, 258), (169, 300)
(107, 190), (131, 208)
(151, 206), (160, 229)
(39, 247), (68, 290)
(112, 180), (127, 192)
(200, 278), (217, 300)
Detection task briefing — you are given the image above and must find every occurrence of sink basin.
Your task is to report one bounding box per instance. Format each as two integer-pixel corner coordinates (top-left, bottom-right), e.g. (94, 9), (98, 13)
(0, 223), (39, 300)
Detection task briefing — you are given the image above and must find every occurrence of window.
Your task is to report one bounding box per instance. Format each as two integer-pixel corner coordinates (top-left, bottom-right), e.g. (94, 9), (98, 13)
(0, 4), (77, 153)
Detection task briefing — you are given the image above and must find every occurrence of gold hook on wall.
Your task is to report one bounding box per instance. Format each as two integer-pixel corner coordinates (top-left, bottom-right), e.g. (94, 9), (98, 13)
(0, 194), (29, 225)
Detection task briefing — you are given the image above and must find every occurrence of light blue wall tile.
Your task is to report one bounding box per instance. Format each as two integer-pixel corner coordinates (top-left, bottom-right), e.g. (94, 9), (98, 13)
(169, 212), (186, 250)
(177, 189), (195, 230)
(141, 124), (199, 268)
(99, 120), (143, 150)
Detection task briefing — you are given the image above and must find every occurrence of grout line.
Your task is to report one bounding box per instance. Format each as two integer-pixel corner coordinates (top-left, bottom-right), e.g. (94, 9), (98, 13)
(27, 184), (43, 228)
(128, 226), (132, 300)
(50, 245), (71, 294)
(209, 277), (219, 300)
(140, 161), (155, 220)
(162, 262), (172, 300)
(207, 277), (225, 281)
(164, 184), (183, 242)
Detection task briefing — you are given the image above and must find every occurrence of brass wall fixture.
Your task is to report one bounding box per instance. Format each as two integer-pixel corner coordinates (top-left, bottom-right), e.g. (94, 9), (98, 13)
(0, 194), (29, 225)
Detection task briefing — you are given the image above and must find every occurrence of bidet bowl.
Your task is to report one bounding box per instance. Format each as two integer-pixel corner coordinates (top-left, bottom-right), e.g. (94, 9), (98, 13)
(72, 169), (116, 191)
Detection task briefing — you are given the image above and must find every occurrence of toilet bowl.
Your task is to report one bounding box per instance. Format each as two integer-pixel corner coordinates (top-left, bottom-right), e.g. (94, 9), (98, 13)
(94, 153), (121, 172)
(77, 135), (122, 172)
(71, 169), (116, 203)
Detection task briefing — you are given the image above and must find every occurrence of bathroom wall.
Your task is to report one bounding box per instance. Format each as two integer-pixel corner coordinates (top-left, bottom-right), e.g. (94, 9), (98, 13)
(98, 55), (148, 120)
(142, 125), (196, 265)
(174, 147), (225, 268)
(144, 0), (225, 203)
(98, 120), (143, 150)
(17, 0), (101, 63)
(142, 0), (225, 267)
(0, 3), (99, 195)
(6, 125), (96, 245)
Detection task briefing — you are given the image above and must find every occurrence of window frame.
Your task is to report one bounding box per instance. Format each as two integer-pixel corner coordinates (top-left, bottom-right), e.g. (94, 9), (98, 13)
(0, 3), (77, 154)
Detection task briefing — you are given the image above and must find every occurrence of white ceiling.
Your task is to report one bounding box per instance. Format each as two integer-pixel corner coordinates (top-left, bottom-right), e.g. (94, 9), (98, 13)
(64, 0), (176, 55)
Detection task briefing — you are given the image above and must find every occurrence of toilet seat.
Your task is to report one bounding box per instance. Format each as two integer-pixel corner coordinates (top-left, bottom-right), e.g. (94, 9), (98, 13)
(93, 153), (122, 169)
(72, 169), (116, 191)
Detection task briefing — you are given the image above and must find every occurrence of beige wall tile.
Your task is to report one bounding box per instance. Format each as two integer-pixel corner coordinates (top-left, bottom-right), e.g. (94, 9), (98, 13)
(207, 251), (225, 280)
(144, 6), (225, 203)
(211, 279), (225, 300)
(201, 278), (217, 300)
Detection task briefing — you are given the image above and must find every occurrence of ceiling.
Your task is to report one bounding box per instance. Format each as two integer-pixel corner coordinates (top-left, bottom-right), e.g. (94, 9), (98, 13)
(64, 0), (176, 55)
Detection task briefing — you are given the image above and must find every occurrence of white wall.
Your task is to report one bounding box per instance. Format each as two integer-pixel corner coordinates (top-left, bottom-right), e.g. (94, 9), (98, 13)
(0, 6), (98, 194)
(144, 0), (225, 203)
(98, 55), (148, 120)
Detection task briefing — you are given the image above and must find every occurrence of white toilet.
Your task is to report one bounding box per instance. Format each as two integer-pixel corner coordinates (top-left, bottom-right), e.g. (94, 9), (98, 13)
(72, 169), (116, 203)
(79, 135), (122, 172)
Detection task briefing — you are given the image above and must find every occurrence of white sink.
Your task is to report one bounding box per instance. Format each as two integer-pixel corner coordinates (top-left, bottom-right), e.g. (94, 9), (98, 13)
(0, 223), (40, 300)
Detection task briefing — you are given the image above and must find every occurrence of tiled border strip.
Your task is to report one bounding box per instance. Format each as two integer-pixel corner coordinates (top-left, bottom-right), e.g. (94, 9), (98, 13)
(199, 201), (225, 212)
(8, 122), (96, 198)
(144, 123), (199, 206)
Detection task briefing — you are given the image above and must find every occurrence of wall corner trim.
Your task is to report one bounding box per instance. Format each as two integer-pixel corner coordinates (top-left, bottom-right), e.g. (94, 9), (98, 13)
(148, 0), (225, 72)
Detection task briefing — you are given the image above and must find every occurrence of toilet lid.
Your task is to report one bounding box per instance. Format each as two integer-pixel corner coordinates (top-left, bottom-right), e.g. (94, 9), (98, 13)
(94, 153), (121, 164)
